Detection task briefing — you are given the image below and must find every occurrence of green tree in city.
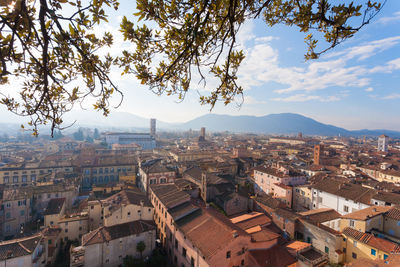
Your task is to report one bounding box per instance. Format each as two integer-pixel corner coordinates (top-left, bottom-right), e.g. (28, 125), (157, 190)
(0, 0), (384, 135)
(136, 240), (146, 259)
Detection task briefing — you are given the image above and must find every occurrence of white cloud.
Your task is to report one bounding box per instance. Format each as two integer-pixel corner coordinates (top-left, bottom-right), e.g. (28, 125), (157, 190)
(243, 96), (266, 105)
(271, 94), (340, 102)
(383, 93), (400, 100)
(365, 87), (374, 92)
(325, 36), (400, 61)
(370, 57), (400, 73)
(237, 35), (400, 98)
(377, 11), (400, 24)
(254, 36), (279, 43)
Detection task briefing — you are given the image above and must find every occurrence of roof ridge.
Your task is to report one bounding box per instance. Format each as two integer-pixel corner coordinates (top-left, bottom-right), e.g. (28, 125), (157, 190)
(83, 227), (103, 246)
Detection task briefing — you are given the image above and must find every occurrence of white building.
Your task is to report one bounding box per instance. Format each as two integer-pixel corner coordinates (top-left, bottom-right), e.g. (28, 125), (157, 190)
(0, 234), (45, 267)
(71, 220), (156, 267)
(311, 179), (373, 215)
(378, 134), (389, 152)
(104, 132), (156, 150)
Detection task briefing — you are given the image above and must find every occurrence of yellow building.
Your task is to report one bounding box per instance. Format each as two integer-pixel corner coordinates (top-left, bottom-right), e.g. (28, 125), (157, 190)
(119, 171), (136, 184)
(342, 227), (400, 263)
(293, 184), (312, 212)
(340, 206), (391, 233)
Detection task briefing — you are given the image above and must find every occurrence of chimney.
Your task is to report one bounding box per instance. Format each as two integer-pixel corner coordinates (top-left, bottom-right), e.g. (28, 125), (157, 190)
(232, 230), (238, 238)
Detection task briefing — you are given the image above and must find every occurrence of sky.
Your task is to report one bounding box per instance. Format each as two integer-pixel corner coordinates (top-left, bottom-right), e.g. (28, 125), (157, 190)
(1, 1), (400, 131)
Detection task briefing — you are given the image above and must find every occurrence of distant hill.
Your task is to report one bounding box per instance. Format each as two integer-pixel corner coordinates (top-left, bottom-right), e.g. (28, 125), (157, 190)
(179, 113), (352, 136)
(179, 113), (400, 137)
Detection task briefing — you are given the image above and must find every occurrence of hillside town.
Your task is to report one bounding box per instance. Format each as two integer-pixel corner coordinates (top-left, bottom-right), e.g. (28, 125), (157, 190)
(1, 121), (400, 267)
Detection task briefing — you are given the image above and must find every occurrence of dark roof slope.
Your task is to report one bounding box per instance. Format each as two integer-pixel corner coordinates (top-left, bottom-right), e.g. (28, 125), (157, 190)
(150, 184), (190, 209)
(82, 220), (155, 246)
(246, 245), (297, 267)
(103, 189), (151, 207)
(44, 198), (65, 215)
(0, 234), (42, 260)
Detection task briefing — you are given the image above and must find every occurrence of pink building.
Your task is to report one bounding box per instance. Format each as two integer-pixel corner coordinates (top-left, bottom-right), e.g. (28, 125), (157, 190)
(272, 183), (293, 208)
(253, 166), (306, 195)
(253, 166), (305, 209)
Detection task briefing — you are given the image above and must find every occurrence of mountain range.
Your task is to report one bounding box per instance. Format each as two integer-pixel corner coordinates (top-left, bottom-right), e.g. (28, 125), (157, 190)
(1, 109), (399, 137)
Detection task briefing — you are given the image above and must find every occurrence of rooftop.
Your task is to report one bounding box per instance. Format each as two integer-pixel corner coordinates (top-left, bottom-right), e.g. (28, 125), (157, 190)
(341, 206), (391, 221)
(82, 220), (156, 246)
(44, 198), (66, 215)
(343, 227), (400, 254)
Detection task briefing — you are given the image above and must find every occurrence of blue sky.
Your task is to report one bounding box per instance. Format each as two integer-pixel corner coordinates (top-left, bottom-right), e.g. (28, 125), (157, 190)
(1, 1), (400, 131)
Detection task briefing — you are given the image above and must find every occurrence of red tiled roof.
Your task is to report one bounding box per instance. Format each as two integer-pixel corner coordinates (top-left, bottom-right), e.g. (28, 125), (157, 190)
(341, 206), (391, 221)
(246, 244), (297, 267)
(385, 206), (400, 220)
(343, 227), (400, 254)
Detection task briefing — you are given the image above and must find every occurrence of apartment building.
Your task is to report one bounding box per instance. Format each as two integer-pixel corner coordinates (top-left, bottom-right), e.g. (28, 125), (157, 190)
(0, 161), (73, 186)
(72, 220), (156, 267)
(342, 227), (400, 263)
(253, 166), (306, 209)
(139, 159), (176, 192)
(87, 189), (153, 230)
(311, 179), (374, 215)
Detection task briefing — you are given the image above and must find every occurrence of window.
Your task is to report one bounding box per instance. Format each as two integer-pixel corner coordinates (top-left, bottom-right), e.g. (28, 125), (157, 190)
(191, 257), (195, 267)
(241, 259), (245, 266)
(353, 241), (357, 247)
(344, 205), (349, 212)
(371, 249), (376, 256)
(48, 240), (52, 245)
(175, 240), (178, 249)
(226, 251), (231, 259)
(4, 176), (9, 183)
(182, 248), (186, 257)
(20, 210), (25, 216)
(350, 220), (355, 227)
(352, 252), (357, 259)
(318, 197), (323, 203)
(6, 212), (10, 219)
(65, 229), (68, 233)
(325, 246), (329, 253)
(128, 212), (131, 216)
(343, 248), (346, 253)
(384, 254), (388, 260)
(13, 176), (18, 183)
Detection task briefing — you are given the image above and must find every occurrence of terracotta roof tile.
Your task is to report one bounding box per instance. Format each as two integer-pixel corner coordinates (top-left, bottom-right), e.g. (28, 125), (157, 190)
(385, 206), (400, 220)
(82, 220), (155, 246)
(343, 227), (400, 254)
(341, 206), (391, 221)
